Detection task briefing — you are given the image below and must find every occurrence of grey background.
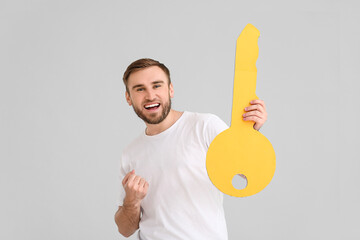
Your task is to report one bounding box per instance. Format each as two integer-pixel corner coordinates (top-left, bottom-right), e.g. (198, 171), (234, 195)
(1, 0), (359, 239)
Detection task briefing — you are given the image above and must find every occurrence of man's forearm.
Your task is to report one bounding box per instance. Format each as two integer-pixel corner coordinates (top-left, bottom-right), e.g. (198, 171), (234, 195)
(114, 199), (141, 237)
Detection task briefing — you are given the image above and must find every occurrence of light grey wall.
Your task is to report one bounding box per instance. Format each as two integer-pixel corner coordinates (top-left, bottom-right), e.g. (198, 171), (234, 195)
(1, 0), (359, 239)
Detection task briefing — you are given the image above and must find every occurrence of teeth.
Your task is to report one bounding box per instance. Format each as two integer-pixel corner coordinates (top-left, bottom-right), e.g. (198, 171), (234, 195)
(145, 103), (160, 109)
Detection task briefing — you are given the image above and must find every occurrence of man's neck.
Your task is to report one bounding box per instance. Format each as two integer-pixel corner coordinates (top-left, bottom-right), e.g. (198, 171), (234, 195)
(145, 109), (183, 136)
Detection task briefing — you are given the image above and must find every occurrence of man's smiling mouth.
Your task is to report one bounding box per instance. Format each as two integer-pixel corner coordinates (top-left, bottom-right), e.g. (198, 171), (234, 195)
(144, 103), (160, 110)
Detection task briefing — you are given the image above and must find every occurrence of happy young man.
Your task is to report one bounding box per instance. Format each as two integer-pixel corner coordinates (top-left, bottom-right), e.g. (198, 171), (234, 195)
(114, 58), (267, 239)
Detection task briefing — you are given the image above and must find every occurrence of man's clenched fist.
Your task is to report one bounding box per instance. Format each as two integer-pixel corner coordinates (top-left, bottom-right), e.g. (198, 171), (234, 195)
(122, 170), (149, 206)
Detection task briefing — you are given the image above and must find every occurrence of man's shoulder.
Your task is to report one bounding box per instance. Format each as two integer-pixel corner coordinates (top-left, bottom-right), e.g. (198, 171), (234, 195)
(182, 111), (228, 135)
(184, 111), (222, 124)
(185, 111), (229, 147)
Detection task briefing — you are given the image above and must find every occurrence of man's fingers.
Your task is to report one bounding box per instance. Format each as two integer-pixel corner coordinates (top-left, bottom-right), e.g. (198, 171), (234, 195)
(244, 104), (265, 113)
(122, 170), (135, 186)
(131, 175), (142, 187)
(144, 182), (149, 193)
(250, 99), (266, 110)
(125, 172), (137, 187)
(138, 178), (146, 191)
(121, 170), (149, 198)
(126, 174), (136, 185)
(243, 110), (264, 119)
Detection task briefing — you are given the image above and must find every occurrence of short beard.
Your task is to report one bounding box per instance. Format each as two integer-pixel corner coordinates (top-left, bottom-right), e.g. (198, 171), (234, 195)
(132, 96), (172, 124)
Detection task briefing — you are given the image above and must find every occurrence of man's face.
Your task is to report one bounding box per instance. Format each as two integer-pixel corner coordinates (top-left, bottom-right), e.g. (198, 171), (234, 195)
(125, 66), (174, 124)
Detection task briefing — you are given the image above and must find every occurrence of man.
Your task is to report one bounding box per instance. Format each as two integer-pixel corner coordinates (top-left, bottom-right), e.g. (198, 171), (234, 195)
(114, 58), (267, 239)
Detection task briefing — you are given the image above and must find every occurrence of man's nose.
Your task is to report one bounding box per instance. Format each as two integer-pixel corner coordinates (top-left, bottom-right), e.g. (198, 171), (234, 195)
(145, 89), (156, 101)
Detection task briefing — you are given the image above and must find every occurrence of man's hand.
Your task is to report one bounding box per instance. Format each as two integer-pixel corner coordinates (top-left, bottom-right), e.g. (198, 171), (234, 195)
(242, 99), (267, 131)
(115, 170), (148, 237)
(122, 170), (149, 207)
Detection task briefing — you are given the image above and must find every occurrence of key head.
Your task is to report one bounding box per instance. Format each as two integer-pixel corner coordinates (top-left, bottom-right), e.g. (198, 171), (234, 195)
(206, 127), (276, 197)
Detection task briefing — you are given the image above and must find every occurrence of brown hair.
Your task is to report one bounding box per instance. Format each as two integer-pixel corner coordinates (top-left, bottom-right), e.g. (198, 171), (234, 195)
(123, 58), (171, 93)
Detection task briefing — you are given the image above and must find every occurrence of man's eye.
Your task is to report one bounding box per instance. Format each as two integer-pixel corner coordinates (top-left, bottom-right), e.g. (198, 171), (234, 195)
(154, 85), (161, 88)
(137, 88), (144, 91)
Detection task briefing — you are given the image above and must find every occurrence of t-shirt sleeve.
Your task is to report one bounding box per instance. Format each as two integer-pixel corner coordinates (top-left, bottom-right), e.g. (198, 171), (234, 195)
(117, 153), (128, 207)
(204, 114), (229, 149)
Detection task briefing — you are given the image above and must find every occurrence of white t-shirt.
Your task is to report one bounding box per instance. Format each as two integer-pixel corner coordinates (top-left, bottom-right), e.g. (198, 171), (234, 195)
(117, 111), (229, 240)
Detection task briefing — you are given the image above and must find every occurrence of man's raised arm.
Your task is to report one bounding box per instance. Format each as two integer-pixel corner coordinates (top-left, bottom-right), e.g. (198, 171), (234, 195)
(114, 170), (149, 237)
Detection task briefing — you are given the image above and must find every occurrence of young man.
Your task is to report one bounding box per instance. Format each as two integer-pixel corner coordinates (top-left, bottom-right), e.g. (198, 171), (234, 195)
(114, 58), (267, 239)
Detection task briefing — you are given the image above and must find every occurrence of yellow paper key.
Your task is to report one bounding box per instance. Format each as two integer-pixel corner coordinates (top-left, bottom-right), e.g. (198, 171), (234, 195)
(206, 24), (276, 197)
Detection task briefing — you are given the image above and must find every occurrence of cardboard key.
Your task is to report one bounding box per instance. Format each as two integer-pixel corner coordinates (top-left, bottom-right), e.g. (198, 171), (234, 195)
(206, 24), (276, 197)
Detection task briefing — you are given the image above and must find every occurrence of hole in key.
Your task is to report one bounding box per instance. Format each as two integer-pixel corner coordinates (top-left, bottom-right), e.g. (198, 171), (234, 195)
(232, 174), (248, 190)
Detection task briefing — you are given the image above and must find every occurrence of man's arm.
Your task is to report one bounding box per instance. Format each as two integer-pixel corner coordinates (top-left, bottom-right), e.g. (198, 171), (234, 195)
(114, 199), (141, 237)
(115, 170), (149, 237)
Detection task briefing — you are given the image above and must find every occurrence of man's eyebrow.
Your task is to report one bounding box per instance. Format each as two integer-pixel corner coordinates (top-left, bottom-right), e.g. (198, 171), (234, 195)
(152, 80), (165, 84)
(132, 84), (144, 90)
(131, 80), (165, 89)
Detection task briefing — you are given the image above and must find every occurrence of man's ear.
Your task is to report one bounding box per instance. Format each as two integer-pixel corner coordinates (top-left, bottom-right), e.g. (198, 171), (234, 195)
(125, 91), (132, 106)
(169, 83), (174, 98)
